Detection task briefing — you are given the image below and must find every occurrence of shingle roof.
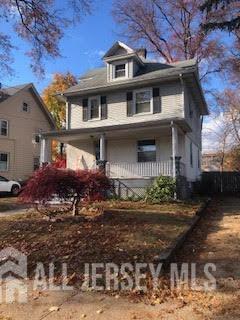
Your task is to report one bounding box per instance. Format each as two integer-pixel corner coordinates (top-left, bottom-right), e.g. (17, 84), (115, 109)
(0, 83), (31, 97)
(0, 83), (56, 128)
(64, 58), (198, 95)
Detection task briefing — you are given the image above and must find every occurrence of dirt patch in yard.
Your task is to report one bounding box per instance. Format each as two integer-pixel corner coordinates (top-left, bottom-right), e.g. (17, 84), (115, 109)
(0, 200), (201, 284)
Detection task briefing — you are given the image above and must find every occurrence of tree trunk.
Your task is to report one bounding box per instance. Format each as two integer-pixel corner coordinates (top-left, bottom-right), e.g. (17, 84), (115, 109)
(72, 197), (79, 216)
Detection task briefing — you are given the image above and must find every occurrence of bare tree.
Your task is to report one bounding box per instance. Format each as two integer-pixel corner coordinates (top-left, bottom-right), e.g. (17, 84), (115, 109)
(0, 0), (92, 76)
(113, 0), (226, 80)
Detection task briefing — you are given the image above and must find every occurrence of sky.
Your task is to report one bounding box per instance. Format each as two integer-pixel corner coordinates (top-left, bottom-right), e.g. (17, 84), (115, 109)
(0, 0), (117, 92)
(0, 0), (228, 153)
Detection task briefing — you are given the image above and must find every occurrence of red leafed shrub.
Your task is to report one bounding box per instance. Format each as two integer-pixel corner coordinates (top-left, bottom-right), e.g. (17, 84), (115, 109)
(77, 169), (111, 202)
(19, 165), (111, 215)
(52, 157), (66, 169)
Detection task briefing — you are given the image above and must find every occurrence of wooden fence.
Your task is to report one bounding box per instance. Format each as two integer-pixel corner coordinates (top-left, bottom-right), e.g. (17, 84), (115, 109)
(200, 172), (240, 194)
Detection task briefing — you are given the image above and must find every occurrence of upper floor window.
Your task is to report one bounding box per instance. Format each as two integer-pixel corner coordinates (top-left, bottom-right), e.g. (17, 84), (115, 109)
(89, 97), (100, 120)
(0, 153), (9, 171)
(115, 64), (126, 78)
(34, 134), (40, 143)
(0, 120), (8, 136)
(135, 89), (152, 114)
(137, 140), (156, 162)
(22, 102), (29, 112)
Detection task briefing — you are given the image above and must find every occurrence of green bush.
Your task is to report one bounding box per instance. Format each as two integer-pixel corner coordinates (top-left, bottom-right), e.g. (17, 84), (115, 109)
(145, 176), (176, 203)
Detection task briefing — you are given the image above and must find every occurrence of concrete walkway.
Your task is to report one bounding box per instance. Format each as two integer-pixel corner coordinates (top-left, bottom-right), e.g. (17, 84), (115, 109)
(0, 197), (239, 319)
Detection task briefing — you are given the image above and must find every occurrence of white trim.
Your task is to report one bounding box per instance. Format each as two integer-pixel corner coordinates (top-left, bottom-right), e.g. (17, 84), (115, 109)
(0, 119), (9, 137)
(0, 152), (9, 172)
(133, 87), (153, 116)
(110, 59), (130, 82)
(88, 96), (101, 121)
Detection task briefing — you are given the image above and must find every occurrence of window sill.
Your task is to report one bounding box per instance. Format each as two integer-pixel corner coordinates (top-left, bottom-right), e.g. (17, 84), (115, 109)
(87, 118), (102, 122)
(133, 111), (153, 117)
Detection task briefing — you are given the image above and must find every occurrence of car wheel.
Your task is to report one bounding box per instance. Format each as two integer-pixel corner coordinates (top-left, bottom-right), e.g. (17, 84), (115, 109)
(11, 185), (20, 196)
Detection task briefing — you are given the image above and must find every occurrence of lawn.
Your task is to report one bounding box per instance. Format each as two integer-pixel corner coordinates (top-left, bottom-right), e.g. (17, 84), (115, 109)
(0, 199), (202, 284)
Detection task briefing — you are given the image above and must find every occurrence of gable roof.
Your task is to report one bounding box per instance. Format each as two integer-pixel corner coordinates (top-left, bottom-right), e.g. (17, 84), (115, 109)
(103, 41), (135, 59)
(64, 59), (198, 95)
(0, 83), (30, 97)
(0, 83), (56, 129)
(63, 37), (208, 116)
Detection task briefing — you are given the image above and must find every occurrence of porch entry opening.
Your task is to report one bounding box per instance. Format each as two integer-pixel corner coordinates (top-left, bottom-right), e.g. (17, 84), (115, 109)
(94, 140), (100, 161)
(137, 140), (156, 162)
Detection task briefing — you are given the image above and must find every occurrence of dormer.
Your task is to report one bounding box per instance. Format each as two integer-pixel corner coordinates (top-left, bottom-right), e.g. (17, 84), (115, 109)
(103, 41), (146, 82)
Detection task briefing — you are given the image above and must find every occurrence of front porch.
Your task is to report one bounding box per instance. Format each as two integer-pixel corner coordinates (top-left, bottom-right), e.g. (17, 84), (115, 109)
(105, 160), (185, 178)
(40, 119), (189, 180)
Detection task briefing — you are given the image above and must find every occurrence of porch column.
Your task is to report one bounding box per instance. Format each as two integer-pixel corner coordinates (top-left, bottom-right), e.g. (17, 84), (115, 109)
(98, 133), (107, 173)
(40, 137), (52, 166)
(99, 133), (106, 161)
(66, 101), (71, 130)
(171, 122), (178, 178)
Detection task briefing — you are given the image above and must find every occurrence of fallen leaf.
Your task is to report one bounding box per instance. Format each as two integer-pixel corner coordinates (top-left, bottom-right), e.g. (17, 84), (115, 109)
(49, 306), (60, 312)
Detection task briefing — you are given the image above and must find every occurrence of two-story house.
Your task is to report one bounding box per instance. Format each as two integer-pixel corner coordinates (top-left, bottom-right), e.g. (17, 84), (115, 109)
(0, 83), (55, 181)
(40, 41), (208, 195)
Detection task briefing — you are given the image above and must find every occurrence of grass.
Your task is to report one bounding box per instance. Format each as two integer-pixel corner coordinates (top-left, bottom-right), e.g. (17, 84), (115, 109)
(0, 199), (202, 284)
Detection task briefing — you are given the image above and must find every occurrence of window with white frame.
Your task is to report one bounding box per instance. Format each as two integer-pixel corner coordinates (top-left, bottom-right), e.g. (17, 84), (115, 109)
(34, 134), (40, 143)
(0, 153), (8, 171)
(0, 120), (8, 136)
(115, 64), (126, 78)
(135, 89), (152, 114)
(137, 140), (156, 162)
(89, 97), (100, 120)
(22, 102), (29, 112)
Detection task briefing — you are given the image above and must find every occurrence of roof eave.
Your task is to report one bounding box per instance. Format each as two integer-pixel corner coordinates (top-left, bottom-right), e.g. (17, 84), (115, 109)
(42, 117), (192, 139)
(63, 73), (186, 98)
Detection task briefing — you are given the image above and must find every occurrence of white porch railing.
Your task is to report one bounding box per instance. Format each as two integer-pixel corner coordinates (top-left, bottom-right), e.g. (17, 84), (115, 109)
(106, 161), (174, 178)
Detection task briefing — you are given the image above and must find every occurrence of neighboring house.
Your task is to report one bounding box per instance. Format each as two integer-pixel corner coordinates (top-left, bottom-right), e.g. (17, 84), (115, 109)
(0, 83), (55, 181)
(202, 153), (223, 172)
(41, 41), (208, 192)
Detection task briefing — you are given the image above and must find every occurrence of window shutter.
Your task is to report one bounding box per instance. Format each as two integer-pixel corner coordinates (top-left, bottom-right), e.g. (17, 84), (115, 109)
(126, 92), (133, 117)
(153, 87), (161, 113)
(82, 98), (88, 122)
(100, 96), (107, 119)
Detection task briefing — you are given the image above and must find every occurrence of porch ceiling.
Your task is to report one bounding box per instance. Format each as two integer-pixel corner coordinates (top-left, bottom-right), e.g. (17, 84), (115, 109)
(42, 118), (191, 142)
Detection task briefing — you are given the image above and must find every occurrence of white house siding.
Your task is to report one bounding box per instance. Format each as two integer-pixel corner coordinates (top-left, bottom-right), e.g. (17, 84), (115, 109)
(66, 141), (95, 170)
(0, 88), (52, 180)
(182, 85), (202, 181)
(184, 135), (201, 182)
(69, 81), (183, 129)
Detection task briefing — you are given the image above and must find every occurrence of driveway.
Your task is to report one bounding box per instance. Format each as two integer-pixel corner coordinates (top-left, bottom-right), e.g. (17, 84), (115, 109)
(0, 197), (239, 319)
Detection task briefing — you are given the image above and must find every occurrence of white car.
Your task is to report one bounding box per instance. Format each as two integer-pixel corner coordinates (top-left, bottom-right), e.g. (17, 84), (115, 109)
(0, 176), (21, 196)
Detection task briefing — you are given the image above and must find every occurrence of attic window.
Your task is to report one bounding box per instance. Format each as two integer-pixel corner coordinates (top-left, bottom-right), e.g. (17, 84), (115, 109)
(115, 64), (126, 78)
(22, 102), (29, 112)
